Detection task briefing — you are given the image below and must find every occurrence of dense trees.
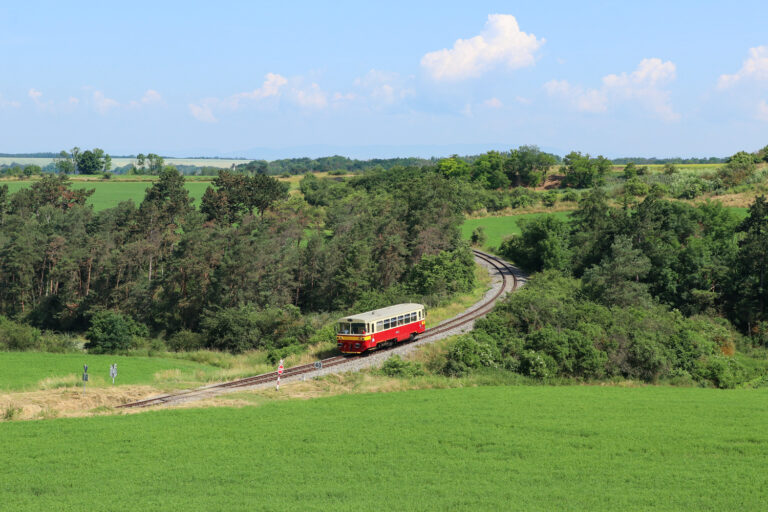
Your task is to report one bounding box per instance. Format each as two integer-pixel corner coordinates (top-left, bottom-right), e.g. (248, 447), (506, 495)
(0, 162), (475, 354)
(498, 191), (763, 339)
(54, 147), (111, 174)
(560, 151), (611, 188)
(442, 271), (747, 387)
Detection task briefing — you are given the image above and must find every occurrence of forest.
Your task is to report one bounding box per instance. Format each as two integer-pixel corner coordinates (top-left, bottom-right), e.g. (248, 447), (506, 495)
(1, 143), (768, 388)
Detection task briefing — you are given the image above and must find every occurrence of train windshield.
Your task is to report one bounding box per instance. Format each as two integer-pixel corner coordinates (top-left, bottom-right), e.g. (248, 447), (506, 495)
(338, 322), (367, 334)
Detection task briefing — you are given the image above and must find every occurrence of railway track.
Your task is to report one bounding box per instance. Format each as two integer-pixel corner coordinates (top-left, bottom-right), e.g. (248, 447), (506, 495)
(118, 250), (524, 409)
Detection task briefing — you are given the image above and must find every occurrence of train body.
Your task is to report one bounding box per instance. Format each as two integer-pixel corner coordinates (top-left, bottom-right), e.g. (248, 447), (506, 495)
(336, 303), (426, 354)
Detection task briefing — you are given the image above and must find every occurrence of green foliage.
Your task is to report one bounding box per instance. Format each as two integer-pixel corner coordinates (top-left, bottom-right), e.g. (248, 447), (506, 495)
(582, 236), (652, 307)
(623, 162), (638, 179)
(624, 177), (649, 197)
(729, 195), (768, 330)
(0, 316), (42, 351)
(718, 151), (757, 187)
(541, 190), (558, 207)
(84, 311), (149, 354)
(444, 271), (746, 387)
(408, 247), (476, 298)
(167, 330), (205, 352)
(379, 355), (425, 377)
(201, 170), (289, 222)
(663, 163), (678, 175)
(499, 214), (572, 272)
(470, 226), (486, 246)
(560, 151), (611, 188)
(200, 305), (314, 354)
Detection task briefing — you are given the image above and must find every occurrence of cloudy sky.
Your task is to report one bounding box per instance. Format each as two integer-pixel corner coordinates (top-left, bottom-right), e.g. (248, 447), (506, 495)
(0, 1), (766, 158)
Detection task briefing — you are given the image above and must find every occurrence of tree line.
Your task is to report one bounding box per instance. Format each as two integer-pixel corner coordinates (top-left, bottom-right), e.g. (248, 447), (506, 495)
(0, 165), (475, 355)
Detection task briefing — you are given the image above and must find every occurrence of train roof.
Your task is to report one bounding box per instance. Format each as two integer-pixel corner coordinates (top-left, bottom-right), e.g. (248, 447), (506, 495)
(339, 303), (424, 323)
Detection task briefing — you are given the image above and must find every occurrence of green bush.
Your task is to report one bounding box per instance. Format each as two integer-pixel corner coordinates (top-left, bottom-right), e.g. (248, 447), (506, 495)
(84, 311), (149, 354)
(470, 226), (487, 246)
(200, 305), (315, 354)
(168, 330), (205, 352)
(0, 316), (42, 351)
(409, 247), (475, 298)
(541, 191), (558, 207)
(380, 355), (425, 377)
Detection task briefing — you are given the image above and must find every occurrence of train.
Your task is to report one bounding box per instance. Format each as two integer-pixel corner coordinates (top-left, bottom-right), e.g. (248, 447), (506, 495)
(336, 303), (426, 354)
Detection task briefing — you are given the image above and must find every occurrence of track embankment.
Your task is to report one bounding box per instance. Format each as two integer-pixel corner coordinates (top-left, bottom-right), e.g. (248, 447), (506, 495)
(118, 250), (526, 408)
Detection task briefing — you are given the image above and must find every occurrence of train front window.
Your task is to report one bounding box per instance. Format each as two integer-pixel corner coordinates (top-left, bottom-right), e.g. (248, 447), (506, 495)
(338, 322), (367, 334)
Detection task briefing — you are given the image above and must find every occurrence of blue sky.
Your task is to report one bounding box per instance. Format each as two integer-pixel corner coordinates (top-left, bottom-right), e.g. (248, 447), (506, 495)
(1, 1), (767, 158)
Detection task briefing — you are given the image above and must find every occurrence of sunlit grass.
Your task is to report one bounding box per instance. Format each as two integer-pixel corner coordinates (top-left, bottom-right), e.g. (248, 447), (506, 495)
(2, 386), (767, 510)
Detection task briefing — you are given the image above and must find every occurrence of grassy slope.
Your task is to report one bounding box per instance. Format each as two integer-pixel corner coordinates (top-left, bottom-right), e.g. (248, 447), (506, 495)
(2, 386), (767, 511)
(0, 352), (217, 391)
(462, 211), (572, 250)
(2, 180), (212, 210)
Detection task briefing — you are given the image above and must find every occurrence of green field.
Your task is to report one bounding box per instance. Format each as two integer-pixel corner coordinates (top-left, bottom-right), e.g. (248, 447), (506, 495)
(0, 157), (248, 169)
(1, 385), (767, 510)
(462, 211), (572, 250)
(0, 352), (216, 391)
(2, 180), (212, 211)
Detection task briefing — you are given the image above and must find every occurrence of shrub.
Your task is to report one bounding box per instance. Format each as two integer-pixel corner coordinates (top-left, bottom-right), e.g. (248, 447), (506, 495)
(200, 305), (315, 354)
(442, 335), (499, 376)
(84, 311), (149, 354)
(561, 190), (580, 203)
(380, 355), (425, 377)
(625, 177), (649, 197)
(0, 316), (42, 351)
(541, 191), (558, 207)
(409, 247), (475, 298)
(470, 226), (487, 246)
(168, 330), (205, 352)
(663, 163), (678, 175)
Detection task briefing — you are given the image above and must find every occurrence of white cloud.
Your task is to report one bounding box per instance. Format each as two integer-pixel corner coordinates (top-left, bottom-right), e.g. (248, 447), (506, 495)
(544, 79), (608, 112)
(224, 73), (287, 108)
(28, 88), (55, 110)
(68, 96), (79, 105)
(515, 96), (532, 105)
(421, 14), (544, 80)
(293, 83), (327, 108)
(758, 100), (768, 121)
(129, 89), (164, 108)
(0, 93), (20, 109)
(483, 97), (503, 108)
(189, 73), (289, 121)
(352, 69), (414, 107)
(189, 102), (217, 123)
(28, 88), (42, 101)
(545, 58), (679, 121)
(718, 46), (768, 89)
(92, 90), (119, 114)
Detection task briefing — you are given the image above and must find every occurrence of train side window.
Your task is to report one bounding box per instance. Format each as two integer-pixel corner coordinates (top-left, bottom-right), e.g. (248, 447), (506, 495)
(376, 321), (383, 332)
(410, 312), (416, 322)
(398, 315), (404, 326)
(384, 319), (390, 329)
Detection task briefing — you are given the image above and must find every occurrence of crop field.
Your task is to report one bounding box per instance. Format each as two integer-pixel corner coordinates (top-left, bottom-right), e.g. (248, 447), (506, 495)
(0, 157), (249, 169)
(1, 385), (767, 510)
(462, 211), (572, 250)
(1, 180), (213, 210)
(0, 352), (217, 392)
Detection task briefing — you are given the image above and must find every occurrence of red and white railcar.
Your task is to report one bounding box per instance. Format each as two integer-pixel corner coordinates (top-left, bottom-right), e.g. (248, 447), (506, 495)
(336, 303), (426, 354)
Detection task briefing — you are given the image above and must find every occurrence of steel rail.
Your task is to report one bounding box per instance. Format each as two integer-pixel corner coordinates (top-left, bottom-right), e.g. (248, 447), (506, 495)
(117, 250), (522, 408)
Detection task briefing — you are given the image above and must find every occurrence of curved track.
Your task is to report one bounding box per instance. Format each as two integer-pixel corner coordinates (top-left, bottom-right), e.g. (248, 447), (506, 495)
(118, 250), (524, 409)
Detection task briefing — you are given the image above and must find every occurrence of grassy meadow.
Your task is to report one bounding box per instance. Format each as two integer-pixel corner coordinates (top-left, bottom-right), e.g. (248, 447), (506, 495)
(0, 352), (218, 392)
(462, 211), (572, 250)
(0, 157), (248, 169)
(1, 385), (767, 510)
